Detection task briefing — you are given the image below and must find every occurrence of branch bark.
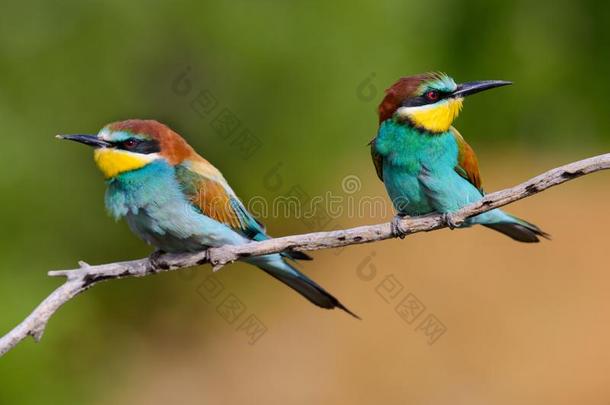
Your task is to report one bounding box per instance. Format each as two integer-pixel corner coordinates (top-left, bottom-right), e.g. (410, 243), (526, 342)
(1, 153), (609, 357)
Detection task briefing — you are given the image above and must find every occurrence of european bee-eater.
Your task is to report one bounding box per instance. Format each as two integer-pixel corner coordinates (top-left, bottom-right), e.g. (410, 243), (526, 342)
(370, 72), (549, 241)
(58, 119), (357, 317)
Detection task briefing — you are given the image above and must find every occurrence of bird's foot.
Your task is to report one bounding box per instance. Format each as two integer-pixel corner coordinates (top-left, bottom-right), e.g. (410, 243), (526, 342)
(391, 214), (410, 239)
(441, 213), (460, 230)
(148, 249), (167, 270)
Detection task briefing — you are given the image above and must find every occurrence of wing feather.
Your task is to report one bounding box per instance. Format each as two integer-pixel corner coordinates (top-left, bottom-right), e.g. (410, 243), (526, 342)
(175, 158), (264, 237)
(175, 158), (312, 261)
(450, 127), (483, 193)
(369, 137), (384, 181)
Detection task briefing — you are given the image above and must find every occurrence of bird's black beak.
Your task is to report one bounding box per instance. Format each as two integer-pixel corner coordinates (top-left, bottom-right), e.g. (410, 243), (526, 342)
(452, 80), (512, 98)
(56, 134), (111, 148)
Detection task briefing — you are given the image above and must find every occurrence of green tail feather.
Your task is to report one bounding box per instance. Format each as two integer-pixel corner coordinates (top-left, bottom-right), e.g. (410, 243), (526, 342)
(257, 259), (360, 319)
(484, 216), (550, 243)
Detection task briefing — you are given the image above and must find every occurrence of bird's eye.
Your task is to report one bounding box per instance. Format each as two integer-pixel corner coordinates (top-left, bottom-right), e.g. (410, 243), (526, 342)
(425, 90), (440, 102)
(123, 139), (139, 149)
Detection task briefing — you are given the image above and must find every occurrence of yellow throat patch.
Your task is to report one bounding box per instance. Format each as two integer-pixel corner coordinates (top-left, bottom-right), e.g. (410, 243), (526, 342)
(93, 149), (155, 179)
(398, 98), (463, 133)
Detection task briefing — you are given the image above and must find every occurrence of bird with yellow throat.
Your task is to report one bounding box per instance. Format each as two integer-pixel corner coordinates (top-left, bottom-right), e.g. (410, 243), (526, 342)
(370, 72), (549, 241)
(58, 120), (357, 317)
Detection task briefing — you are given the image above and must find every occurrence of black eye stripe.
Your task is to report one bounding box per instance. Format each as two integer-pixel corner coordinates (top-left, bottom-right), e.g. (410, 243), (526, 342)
(401, 90), (451, 107)
(115, 139), (161, 154)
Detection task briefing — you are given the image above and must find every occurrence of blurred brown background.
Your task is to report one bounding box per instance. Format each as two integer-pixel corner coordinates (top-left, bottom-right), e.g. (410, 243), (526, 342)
(1, 0), (609, 404)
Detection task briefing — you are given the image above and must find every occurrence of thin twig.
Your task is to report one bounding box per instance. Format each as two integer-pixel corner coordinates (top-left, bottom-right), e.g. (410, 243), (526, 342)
(0, 153), (608, 357)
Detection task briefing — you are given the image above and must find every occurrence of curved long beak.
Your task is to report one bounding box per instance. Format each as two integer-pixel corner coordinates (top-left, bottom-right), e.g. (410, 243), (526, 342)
(452, 80), (512, 98)
(56, 134), (111, 148)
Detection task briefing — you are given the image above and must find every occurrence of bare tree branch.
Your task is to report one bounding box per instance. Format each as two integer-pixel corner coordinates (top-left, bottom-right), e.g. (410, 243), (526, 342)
(1, 153), (608, 357)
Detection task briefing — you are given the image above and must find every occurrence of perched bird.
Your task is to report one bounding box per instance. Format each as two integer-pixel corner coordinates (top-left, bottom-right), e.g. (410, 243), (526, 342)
(370, 72), (549, 242)
(58, 119), (357, 317)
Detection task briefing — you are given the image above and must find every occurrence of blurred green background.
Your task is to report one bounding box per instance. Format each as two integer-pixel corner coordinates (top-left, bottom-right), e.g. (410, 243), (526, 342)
(1, 0), (610, 404)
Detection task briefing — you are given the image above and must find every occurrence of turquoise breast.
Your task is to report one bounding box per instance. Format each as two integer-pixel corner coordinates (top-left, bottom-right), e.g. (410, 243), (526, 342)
(374, 119), (458, 215)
